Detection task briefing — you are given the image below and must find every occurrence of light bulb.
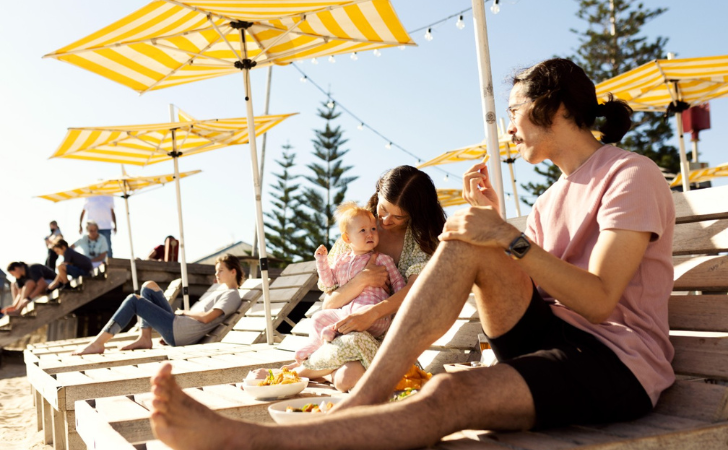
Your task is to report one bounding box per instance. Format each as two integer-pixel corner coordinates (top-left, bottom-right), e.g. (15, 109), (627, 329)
(444, 174), (449, 182)
(456, 15), (465, 30)
(399, 45), (406, 50)
(424, 28), (433, 41)
(357, 123), (364, 131)
(328, 55), (335, 63)
(327, 100), (335, 109)
(351, 52), (358, 61)
(311, 57), (318, 64)
(385, 142), (392, 149)
(490, 0), (500, 14)
(373, 49), (381, 57)
(300, 76), (307, 83)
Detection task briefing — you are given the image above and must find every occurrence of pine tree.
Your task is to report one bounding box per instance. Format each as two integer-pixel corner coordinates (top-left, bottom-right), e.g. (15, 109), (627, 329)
(263, 144), (307, 262)
(521, 0), (679, 203)
(294, 102), (358, 253)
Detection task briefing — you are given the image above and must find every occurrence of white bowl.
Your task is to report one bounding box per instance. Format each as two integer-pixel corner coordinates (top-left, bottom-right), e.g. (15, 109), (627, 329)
(268, 396), (344, 424)
(242, 377), (309, 400)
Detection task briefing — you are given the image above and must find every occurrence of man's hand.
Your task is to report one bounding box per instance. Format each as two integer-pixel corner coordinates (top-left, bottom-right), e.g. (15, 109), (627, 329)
(334, 305), (378, 334)
(462, 163), (501, 215)
(439, 206), (516, 249)
(315, 245), (328, 258)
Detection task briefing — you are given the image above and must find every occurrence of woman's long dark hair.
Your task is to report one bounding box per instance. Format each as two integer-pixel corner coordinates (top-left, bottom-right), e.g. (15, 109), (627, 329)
(216, 254), (244, 287)
(366, 166), (446, 255)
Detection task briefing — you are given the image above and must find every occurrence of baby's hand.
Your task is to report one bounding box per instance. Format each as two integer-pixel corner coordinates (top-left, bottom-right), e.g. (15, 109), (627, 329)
(315, 245), (328, 257)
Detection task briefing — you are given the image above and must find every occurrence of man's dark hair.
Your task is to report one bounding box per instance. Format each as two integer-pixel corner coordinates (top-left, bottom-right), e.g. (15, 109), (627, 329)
(512, 58), (632, 143)
(366, 165), (447, 255)
(52, 239), (69, 250)
(7, 262), (25, 272)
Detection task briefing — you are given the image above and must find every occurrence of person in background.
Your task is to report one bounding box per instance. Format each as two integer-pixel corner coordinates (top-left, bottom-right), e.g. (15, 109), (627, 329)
(2, 262), (56, 316)
(44, 220), (63, 270)
(47, 239), (93, 291)
(147, 236), (179, 262)
(80, 195), (116, 257)
(73, 221), (109, 269)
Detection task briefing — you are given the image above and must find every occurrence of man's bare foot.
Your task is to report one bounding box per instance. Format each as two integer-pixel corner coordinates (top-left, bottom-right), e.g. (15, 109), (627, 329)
(151, 363), (253, 449)
(121, 336), (154, 351)
(72, 341), (106, 355)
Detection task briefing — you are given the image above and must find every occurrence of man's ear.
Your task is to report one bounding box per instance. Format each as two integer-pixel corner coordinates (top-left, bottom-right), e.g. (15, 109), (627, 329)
(341, 232), (350, 244)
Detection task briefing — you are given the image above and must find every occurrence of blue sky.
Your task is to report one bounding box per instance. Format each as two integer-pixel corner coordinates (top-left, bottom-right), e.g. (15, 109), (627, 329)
(2, 0), (727, 273)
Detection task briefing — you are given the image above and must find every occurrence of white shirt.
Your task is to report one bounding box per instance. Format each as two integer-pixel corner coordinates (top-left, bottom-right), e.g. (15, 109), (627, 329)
(83, 196), (115, 229)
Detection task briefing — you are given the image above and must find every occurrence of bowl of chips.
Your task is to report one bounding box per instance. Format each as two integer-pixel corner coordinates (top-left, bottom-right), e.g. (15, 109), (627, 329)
(242, 368), (308, 400)
(268, 396), (344, 424)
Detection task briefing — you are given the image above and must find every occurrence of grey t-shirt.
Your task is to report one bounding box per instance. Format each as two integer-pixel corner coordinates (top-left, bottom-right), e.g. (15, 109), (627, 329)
(172, 287), (242, 346)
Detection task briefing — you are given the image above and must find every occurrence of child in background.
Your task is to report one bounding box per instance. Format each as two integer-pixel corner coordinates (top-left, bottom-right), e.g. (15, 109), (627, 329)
(290, 202), (406, 367)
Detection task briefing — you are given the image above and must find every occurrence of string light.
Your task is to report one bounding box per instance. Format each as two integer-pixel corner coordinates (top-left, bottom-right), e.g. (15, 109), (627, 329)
(399, 45), (406, 50)
(351, 52), (358, 61)
(357, 123), (364, 131)
(327, 100), (335, 109)
(444, 174), (449, 182)
(491, 0), (500, 14)
(385, 142), (392, 149)
(456, 15), (465, 30)
(300, 76), (307, 83)
(424, 28), (433, 41)
(311, 57), (318, 65)
(328, 55), (336, 63)
(373, 49), (381, 57)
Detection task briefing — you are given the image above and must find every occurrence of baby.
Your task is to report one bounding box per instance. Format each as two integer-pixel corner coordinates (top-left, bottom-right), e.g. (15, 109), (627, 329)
(292, 202), (406, 366)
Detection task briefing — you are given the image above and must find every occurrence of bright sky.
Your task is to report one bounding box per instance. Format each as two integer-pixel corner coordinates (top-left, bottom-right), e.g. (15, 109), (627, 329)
(2, 0), (727, 275)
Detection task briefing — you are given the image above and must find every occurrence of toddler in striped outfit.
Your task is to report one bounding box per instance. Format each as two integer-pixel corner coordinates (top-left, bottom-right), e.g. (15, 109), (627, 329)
(291, 202), (406, 366)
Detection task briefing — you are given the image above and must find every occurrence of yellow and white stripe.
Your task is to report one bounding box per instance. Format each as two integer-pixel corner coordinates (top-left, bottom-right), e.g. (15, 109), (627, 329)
(38, 170), (201, 202)
(669, 162), (728, 188)
(418, 136), (519, 169)
(436, 188), (466, 208)
(595, 55), (728, 111)
(45, 0), (414, 93)
(50, 113), (295, 165)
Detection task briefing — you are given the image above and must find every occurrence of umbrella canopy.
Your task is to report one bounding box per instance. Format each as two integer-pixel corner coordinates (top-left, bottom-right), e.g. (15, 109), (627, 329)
(38, 168), (201, 291)
(50, 114), (295, 165)
(669, 162), (728, 188)
(437, 188), (466, 208)
(48, 0), (413, 344)
(594, 54), (728, 191)
(417, 138), (518, 169)
(44, 0), (414, 93)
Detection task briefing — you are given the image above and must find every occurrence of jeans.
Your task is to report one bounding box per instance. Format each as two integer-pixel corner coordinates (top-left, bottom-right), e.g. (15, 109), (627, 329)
(99, 229), (113, 258)
(101, 286), (176, 345)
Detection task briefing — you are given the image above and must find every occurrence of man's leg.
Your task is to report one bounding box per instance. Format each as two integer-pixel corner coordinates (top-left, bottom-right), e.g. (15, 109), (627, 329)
(341, 240), (533, 407)
(150, 360), (534, 450)
(99, 229), (113, 257)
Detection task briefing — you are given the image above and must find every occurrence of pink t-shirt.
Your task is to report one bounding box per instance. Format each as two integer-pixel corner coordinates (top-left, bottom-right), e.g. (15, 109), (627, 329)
(526, 145), (675, 406)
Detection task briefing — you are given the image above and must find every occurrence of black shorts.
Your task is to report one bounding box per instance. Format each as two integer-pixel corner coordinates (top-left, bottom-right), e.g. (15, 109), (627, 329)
(488, 286), (653, 429)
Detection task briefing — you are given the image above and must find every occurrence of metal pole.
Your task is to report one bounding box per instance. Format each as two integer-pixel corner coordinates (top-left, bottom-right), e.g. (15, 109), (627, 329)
(250, 65), (273, 279)
(472, 0), (506, 218)
(122, 187), (139, 292)
(675, 112), (691, 192)
(169, 105), (191, 309)
(240, 27), (275, 345)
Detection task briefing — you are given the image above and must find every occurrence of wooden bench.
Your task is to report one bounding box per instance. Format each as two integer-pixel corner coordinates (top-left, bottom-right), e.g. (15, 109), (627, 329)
(431, 184), (728, 449)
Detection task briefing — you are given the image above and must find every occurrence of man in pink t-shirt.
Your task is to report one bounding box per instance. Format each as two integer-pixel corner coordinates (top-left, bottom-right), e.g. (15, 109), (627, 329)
(146, 59), (675, 450)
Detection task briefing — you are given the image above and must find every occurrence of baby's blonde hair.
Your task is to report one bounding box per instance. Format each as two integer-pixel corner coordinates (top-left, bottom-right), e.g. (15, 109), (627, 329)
(336, 201), (375, 235)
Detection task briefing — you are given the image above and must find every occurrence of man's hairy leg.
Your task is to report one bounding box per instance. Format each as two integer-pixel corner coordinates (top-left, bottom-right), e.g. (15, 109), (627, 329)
(341, 240), (533, 408)
(151, 362), (535, 450)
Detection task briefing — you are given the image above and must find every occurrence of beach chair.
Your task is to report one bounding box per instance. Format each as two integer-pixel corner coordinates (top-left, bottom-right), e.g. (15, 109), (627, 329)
(220, 261), (319, 345)
(431, 184), (728, 449)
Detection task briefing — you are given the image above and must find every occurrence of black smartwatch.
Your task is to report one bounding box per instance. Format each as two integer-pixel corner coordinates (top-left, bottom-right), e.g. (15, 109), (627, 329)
(505, 233), (531, 260)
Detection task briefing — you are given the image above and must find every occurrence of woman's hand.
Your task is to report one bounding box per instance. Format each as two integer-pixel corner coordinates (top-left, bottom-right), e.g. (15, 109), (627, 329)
(439, 206), (517, 248)
(334, 304), (379, 334)
(352, 252), (389, 290)
(462, 163), (501, 215)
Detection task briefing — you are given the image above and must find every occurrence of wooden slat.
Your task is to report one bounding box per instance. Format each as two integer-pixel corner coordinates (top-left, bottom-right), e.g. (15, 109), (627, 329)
(280, 261), (317, 276)
(669, 295), (728, 332)
(673, 255), (728, 291)
(653, 380), (728, 422)
(430, 321), (482, 351)
(673, 185), (728, 224)
(672, 219), (728, 255)
(671, 334), (728, 380)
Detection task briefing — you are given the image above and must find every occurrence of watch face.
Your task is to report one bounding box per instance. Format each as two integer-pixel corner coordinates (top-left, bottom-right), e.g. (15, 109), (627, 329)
(511, 235), (531, 258)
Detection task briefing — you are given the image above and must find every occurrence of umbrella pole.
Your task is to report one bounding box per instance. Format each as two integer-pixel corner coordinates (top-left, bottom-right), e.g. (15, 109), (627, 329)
(472, 0), (506, 218)
(238, 23), (275, 345)
(500, 118), (521, 217)
(168, 121), (191, 311)
(675, 112), (691, 192)
(121, 186), (139, 292)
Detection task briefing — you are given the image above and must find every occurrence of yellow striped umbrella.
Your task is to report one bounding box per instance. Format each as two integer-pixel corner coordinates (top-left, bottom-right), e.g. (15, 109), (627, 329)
(669, 162), (728, 188)
(50, 113), (295, 165)
(437, 189), (466, 208)
(47, 0), (414, 344)
(38, 168), (201, 291)
(595, 55), (728, 191)
(44, 0), (414, 94)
